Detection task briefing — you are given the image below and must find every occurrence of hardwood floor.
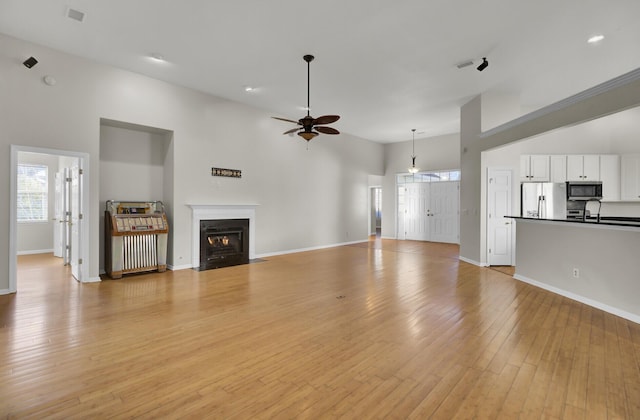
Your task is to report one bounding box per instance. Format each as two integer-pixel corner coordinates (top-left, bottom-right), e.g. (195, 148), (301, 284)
(2, 240), (640, 418)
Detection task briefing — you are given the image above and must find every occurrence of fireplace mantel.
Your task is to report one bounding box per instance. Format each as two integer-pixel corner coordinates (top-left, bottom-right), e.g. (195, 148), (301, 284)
(188, 204), (257, 268)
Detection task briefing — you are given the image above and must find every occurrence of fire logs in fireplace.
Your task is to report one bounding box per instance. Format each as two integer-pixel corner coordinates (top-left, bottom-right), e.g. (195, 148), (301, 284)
(199, 219), (249, 270)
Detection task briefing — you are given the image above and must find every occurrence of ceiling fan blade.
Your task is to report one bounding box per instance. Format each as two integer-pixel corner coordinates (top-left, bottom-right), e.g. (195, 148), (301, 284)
(313, 115), (340, 125)
(272, 116), (301, 124)
(283, 127), (300, 135)
(316, 126), (340, 135)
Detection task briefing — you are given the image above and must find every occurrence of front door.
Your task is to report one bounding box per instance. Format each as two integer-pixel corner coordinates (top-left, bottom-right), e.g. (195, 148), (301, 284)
(430, 181), (460, 243)
(404, 183), (429, 240)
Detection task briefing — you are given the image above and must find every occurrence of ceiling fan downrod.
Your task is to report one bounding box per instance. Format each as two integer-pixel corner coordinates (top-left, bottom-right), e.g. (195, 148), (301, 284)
(303, 55), (314, 117)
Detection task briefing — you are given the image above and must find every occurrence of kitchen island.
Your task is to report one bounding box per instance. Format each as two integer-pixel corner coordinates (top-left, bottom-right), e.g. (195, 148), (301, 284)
(507, 216), (640, 324)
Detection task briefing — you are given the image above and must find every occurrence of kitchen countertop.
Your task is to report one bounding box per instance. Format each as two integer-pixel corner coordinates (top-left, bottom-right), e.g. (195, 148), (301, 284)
(506, 215), (640, 228)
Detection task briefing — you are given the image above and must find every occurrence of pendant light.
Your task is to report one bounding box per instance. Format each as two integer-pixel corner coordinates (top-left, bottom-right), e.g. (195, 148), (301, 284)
(408, 129), (420, 174)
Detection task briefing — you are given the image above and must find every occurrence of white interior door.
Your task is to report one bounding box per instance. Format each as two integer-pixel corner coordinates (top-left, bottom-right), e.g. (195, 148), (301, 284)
(404, 183), (429, 240)
(430, 181), (460, 243)
(487, 169), (513, 266)
(397, 186), (406, 239)
(70, 165), (83, 281)
(53, 172), (64, 258)
(62, 168), (71, 265)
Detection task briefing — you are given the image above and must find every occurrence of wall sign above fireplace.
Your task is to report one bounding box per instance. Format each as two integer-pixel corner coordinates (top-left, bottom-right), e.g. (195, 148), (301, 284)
(211, 167), (241, 178)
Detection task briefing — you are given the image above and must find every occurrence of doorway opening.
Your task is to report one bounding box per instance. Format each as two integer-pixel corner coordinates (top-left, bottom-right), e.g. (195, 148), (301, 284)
(370, 187), (382, 238)
(9, 146), (90, 293)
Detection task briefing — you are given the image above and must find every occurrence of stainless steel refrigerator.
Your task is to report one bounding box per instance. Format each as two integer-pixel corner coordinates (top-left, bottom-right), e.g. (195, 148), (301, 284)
(521, 182), (567, 219)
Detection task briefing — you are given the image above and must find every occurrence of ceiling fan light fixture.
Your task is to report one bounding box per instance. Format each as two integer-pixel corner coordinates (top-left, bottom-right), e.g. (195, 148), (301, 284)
(272, 54), (340, 143)
(299, 131), (318, 141)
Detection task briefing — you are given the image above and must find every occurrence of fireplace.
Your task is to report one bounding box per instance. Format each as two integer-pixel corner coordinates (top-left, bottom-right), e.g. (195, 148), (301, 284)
(189, 204), (257, 270)
(200, 219), (249, 270)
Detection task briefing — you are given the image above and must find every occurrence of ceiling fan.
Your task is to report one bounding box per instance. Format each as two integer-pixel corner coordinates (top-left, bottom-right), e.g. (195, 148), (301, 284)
(273, 54), (340, 142)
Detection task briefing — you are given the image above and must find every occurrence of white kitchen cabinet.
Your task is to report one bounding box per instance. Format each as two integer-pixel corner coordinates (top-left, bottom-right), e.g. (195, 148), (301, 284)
(567, 155), (600, 181)
(520, 155), (549, 182)
(549, 155), (567, 182)
(621, 155), (640, 201)
(599, 155), (620, 201)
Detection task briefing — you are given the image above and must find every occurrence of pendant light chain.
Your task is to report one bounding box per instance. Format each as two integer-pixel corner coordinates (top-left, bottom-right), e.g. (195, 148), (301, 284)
(408, 128), (420, 174)
(412, 129), (416, 158)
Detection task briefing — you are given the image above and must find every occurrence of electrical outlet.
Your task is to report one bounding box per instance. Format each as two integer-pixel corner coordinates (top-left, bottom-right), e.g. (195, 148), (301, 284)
(572, 268), (580, 278)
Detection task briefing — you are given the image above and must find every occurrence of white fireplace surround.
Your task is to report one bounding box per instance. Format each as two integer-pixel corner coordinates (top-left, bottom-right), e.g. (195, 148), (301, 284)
(188, 204), (257, 269)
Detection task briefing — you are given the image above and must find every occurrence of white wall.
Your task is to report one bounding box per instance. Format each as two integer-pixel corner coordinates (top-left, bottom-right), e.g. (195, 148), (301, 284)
(515, 220), (640, 323)
(100, 124), (169, 204)
(481, 91), (522, 133)
(16, 152), (58, 254)
(486, 106), (640, 157)
(0, 33), (384, 290)
(460, 96), (483, 264)
(381, 133), (460, 238)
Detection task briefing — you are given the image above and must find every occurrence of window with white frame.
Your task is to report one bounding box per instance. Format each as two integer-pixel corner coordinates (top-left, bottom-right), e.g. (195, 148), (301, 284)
(17, 164), (48, 222)
(397, 169), (461, 184)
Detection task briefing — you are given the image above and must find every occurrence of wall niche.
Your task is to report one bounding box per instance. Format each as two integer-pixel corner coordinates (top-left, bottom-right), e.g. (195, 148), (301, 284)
(98, 118), (174, 272)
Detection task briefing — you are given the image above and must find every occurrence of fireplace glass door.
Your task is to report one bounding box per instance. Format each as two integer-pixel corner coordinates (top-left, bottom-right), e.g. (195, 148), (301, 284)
(199, 219), (249, 270)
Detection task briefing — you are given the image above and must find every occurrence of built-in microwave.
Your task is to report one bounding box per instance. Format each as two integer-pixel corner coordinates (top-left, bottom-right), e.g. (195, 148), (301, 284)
(566, 181), (603, 201)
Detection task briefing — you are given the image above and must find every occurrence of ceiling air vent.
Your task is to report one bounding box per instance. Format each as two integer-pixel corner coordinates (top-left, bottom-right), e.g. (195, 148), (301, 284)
(66, 7), (85, 22)
(456, 60), (474, 69)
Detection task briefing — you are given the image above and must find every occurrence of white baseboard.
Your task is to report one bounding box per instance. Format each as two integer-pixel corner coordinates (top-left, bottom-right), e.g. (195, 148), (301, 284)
(459, 256), (488, 267)
(0, 288), (14, 295)
(257, 240), (369, 259)
(514, 273), (640, 325)
(169, 264), (193, 271)
(84, 277), (101, 283)
(17, 249), (54, 256)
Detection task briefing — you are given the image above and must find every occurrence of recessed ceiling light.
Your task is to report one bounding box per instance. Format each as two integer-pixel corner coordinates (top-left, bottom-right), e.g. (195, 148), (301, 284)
(587, 34), (605, 44)
(149, 53), (166, 62)
(244, 86), (254, 92)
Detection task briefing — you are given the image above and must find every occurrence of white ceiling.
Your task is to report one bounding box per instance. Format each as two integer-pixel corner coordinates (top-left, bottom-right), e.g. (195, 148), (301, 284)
(1, 0), (639, 143)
